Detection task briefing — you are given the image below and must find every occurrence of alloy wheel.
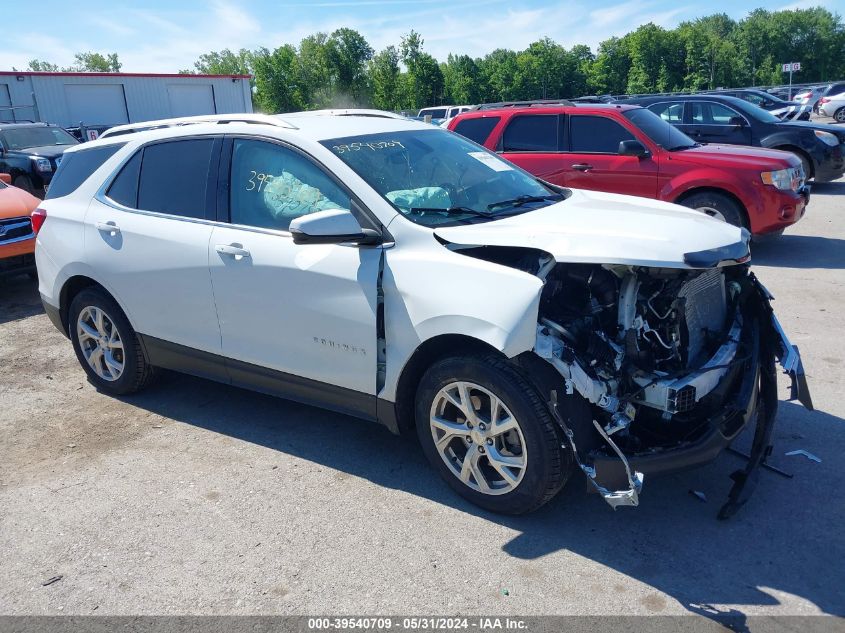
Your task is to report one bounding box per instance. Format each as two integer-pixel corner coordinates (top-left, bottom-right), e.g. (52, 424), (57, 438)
(76, 306), (125, 381)
(696, 206), (727, 223)
(429, 381), (527, 495)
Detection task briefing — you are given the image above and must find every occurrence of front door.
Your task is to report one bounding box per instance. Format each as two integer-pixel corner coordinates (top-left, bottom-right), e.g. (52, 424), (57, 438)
(682, 101), (753, 145)
(563, 114), (658, 198)
(208, 137), (380, 416)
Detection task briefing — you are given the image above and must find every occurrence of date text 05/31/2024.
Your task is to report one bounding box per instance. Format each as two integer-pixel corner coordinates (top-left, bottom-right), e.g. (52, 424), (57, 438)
(307, 617), (529, 630)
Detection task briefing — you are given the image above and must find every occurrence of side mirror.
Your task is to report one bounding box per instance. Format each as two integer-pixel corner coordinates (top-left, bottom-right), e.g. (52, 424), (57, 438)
(729, 116), (746, 127)
(618, 140), (650, 158)
(0, 173), (11, 185)
(289, 208), (380, 245)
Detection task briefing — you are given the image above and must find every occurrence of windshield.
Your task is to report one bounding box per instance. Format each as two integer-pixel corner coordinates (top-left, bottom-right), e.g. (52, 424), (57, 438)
(1, 126), (78, 150)
(624, 108), (696, 150)
(723, 97), (781, 124)
(418, 108), (448, 118)
(322, 129), (563, 227)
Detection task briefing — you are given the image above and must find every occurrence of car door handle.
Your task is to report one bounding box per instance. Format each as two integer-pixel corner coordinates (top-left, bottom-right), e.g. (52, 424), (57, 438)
(95, 221), (120, 235)
(215, 244), (251, 259)
(571, 163), (593, 172)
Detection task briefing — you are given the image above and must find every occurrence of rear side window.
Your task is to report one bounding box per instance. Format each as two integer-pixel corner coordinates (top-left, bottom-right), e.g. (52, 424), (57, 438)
(690, 102), (742, 125)
(137, 139), (216, 219)
(502, 115), (559, 152)
(452, 116), (500, 145)
(45, 144), (124, 199)
(569, 116), (634, 153)
(106, 150), (142, 208)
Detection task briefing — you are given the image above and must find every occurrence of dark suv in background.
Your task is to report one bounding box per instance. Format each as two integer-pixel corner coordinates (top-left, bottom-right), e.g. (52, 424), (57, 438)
(703, 89), (811, 121)
(622, 94), (845, 181)
(0, 123), (79, 198)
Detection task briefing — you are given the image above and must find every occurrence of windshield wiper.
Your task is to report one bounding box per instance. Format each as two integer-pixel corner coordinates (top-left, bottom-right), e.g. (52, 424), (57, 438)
(486, 193), (563, 211)
(408, 206), (491, 218)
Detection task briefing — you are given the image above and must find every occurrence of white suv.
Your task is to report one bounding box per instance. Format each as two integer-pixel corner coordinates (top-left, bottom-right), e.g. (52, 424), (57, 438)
(34, 113), (811, 516)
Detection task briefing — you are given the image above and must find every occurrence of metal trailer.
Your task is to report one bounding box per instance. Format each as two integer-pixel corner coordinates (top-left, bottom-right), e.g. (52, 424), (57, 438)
(0, 72), (253, 133)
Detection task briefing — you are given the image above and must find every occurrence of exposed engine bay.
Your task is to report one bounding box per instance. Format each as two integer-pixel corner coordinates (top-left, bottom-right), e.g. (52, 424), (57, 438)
(528, 260), (810, 516)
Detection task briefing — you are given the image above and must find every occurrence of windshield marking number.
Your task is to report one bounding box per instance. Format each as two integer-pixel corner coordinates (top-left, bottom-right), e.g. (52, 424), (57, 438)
(246, 171), (275, 192)
(332, 140), (405, 154)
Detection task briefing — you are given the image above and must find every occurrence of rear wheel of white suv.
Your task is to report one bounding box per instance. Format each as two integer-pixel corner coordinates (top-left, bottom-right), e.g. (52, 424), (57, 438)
(69, 288), (156, 395)
(415, 354), (571, 514)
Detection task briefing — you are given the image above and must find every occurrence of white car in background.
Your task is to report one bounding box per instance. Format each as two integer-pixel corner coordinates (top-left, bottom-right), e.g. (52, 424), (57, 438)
(34, 113), (810, 517)
(818, 92), (845, 122)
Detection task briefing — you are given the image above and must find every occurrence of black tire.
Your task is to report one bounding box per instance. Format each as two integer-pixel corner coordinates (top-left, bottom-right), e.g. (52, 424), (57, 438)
(415, 354), (572, 514)
(834, 107), (845, 123)
(679, 191), (746, 229)
(69, 288), (156, 395)
(799, 153), (812, 182)
(13, 175), (35, 196)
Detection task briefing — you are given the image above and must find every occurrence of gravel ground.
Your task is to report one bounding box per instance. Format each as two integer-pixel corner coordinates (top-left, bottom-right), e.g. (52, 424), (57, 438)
(0, 181), (843, 618)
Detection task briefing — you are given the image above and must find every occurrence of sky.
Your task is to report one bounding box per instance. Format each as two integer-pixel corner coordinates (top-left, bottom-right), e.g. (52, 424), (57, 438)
(1, 0), (843, 73)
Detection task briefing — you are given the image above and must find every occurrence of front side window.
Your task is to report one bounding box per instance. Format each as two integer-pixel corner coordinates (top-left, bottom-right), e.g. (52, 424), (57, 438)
(690, 102), (744, 125)
(0, 126), (78, 150)
(453, 116), (500, 145)
(569, 115), (634, 153)
(322, 129), (562, 227)
(137, 139), (216, 219)
(229, 139), (349, 231)
(502, 115), (559, 152)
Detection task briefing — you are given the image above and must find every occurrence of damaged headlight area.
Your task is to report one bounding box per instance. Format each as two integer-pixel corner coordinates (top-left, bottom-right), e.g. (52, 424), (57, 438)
(533, 262), (811, 517)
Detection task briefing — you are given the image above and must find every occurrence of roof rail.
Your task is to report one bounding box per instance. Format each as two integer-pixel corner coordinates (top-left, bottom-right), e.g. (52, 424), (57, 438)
(473, 99), (575, 110)
(99, 113), (297, 139)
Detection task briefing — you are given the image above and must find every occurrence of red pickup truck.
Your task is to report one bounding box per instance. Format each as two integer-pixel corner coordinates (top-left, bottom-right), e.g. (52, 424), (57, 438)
(448, 103), (810, 236)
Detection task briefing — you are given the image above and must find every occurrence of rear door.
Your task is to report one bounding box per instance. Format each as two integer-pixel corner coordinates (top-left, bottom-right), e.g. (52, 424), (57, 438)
(684, 101), (753, 145)
(85, 137), (223, 355)
(497, 114), (567, 185)
(563, 114), (658, 198)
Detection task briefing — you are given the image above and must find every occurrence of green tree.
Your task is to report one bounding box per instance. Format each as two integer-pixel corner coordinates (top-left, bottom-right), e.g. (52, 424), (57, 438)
(27, 59), (60, 72)
(443, 54), (483, 104)
(587, 37), (630, 95)
(326, 28), (374, 104)
(184, 48), (253, 76)
(399, 31), (444, 109)
(66, 52), (121, 72)
(369, 46), (402, 110)
(252, 45), (306, 113)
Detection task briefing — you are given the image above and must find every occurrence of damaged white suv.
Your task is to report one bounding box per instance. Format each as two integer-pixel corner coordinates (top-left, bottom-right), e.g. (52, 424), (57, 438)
(35, 113), (812, 517)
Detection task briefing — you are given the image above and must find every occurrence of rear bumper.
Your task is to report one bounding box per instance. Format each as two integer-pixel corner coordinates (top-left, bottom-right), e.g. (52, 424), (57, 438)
(0, 252), (35, 278)
(41, 294), (66, 336)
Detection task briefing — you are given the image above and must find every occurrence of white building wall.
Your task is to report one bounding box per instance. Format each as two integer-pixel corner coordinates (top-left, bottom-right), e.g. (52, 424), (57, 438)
(0, 73), (253, 127)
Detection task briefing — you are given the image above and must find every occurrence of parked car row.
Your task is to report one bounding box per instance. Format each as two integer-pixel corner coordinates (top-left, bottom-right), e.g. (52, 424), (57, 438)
(447, 99), (826, 237)
(622, 94), (845, 182)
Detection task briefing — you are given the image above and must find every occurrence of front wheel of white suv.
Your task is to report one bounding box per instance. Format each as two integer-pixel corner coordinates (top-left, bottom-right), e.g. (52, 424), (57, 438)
(69, 288), (156, 395)
(415, 354), (572, 514)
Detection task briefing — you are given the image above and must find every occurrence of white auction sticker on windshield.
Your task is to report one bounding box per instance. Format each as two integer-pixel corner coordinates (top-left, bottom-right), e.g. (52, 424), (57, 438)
(468, 151), (513, 172)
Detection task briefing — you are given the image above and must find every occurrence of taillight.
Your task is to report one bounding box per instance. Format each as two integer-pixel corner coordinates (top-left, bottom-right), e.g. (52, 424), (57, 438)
(820, 97), (830, 104)
(31, 208), (47, 235)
